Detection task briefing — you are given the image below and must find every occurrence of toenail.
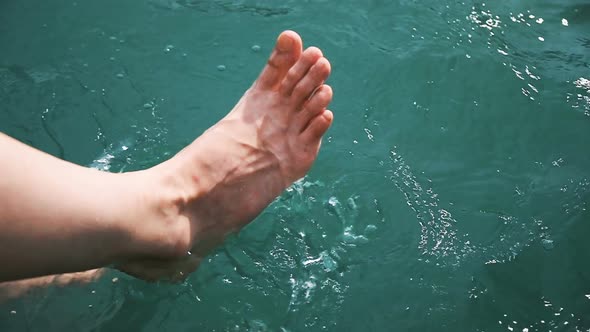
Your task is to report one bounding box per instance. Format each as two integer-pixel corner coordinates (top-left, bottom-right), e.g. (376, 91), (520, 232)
(277, 34), (294, 52)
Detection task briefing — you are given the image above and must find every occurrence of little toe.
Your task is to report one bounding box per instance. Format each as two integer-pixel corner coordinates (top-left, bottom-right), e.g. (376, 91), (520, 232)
(302, 109), (333, 145)
(297, 84), (333, 132)
(255, 30), (302, 90)
(290, 57), (331, 104)
(279, 47), (323, 96)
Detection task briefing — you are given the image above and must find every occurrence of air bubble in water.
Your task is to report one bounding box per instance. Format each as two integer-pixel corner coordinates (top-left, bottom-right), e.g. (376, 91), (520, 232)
(328, 196), (339, 207)
(320, 251), (338, 272)
(541, 238), (554, 250)
(365, 224), (377, 234)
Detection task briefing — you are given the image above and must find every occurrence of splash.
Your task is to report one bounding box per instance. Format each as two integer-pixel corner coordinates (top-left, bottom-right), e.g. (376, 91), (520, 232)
(568, 77), (590, 117)
(88, 139), (132, 172)
(388, 148), (474, 266)
(496, 296), (589, 332)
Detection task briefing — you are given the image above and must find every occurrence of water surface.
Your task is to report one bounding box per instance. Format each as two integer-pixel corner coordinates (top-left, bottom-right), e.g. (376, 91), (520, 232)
(1, 0), (589, 331)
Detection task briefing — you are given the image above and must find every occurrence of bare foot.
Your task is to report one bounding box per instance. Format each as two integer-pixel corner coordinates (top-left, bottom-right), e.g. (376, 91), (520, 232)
(120, 31), (333, 281)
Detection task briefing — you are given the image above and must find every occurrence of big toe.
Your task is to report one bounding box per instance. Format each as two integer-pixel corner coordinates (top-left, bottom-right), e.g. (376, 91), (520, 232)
(255, 30), (303, 90)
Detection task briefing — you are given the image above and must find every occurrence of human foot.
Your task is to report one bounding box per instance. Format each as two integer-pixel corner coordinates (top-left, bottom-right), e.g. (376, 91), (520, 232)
(179, 30), (333, 250)
(120, 31), (333, 281)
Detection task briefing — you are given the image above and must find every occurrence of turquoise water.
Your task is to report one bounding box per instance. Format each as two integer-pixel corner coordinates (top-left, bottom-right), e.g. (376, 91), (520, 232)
(1, 0), (590, 330)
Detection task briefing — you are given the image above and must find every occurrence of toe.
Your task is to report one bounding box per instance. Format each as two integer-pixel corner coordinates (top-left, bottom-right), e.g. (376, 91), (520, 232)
(255, 30), (302, 90)
(297, 84), (333, 132)
(302, 109), (333, 145)
(279, 47), (324, 96)
(290, 57), (331, 104)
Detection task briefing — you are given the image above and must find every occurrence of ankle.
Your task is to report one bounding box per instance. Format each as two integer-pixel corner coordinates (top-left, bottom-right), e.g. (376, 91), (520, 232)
(122, 166), (194, 261)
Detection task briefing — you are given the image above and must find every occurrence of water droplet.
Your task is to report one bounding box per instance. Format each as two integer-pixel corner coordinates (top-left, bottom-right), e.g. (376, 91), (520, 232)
(115, 73), (124, 79)
(538, 36), (545, 42)
(217, 64), (226, 71)
(164, 44), (174, 52)
(552, 158), (564, 167)
(251, 44), (261, 52)
(365, 224), (378, 234)
(541, 238), (554, 250)
(320, 251), (337, 272)
(562, 18), (569, 26)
